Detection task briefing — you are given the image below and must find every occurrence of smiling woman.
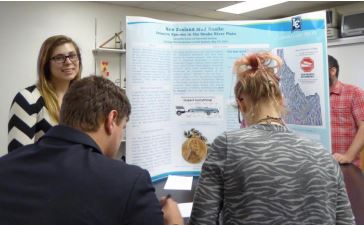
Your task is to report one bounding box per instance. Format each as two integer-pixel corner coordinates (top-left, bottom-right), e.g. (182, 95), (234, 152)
(7, 35), (82, 152)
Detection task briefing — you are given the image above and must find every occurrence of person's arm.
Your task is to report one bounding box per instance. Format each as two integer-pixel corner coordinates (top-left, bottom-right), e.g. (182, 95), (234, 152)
(8, 90), (37, 152)
(160, 196), (184, 225)
(189, 133), (226, 225)
(333, 121), (364, 164)
(333, 162), (355, 224)
(123, 169), (164, 225)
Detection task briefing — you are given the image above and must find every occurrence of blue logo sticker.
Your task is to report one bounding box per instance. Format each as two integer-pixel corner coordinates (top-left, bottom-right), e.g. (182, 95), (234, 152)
(292, 16), (302, 31)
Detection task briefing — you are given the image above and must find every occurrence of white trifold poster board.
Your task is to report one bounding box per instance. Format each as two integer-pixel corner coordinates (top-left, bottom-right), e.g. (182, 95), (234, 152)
(126, 11), (331, 182)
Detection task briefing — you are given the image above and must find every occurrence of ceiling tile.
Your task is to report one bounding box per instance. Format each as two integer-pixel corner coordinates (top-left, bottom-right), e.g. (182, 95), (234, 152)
(172, 5), (207, 16)
(103, 1), (143, 7)
(102, 1), (358, 21)
(138, 2), (180, 11)
(173, 1), (241, 11)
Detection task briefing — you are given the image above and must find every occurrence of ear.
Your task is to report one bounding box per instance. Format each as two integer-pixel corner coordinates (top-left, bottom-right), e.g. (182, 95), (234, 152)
(237, 98), (247, 113)
(104, 110), (118, 135)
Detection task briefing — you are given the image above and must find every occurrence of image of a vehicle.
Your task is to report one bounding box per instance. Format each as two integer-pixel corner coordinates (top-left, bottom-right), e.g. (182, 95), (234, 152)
(176, 106), (186, 116)
(187, 107), (219, 115)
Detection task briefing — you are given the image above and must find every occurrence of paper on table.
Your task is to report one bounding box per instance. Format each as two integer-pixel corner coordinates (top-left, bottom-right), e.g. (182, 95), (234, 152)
(178, 202), (193, 218)
(164, 175), (193, 190)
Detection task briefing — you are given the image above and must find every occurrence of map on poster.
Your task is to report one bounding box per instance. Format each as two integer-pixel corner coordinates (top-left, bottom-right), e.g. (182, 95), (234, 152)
(276, 46), (324, 126)
(126, 11), (331, 181)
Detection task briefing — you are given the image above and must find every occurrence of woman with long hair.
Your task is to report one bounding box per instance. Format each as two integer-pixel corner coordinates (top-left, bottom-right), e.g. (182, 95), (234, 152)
(8, 35), (82, 152)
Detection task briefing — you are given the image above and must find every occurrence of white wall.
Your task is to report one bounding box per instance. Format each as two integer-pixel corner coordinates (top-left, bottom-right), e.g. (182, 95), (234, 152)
(327, 2), (364, 89)
(0, 1), (209, 156)
(2, 1), (364, 156)
(328, 44), (364, 89)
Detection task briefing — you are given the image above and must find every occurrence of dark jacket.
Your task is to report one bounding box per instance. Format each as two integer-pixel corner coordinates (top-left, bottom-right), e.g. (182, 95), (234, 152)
(0, 125), (164, 225)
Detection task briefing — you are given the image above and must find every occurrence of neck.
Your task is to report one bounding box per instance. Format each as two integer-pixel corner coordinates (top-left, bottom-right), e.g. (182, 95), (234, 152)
(252, 103), (283, 126)
(51, 79), (70, 108)
(255, 103), (280, 120)
(86, 130), (107, 156)
(52, 81), (70, 94)
(329, 77), (338, 89)
(256, 115), (285, 126)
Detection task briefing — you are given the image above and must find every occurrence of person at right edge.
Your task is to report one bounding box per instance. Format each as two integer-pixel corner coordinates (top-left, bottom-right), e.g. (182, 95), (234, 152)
(328, 55), (364, 168)
(189, 52), (355, 225)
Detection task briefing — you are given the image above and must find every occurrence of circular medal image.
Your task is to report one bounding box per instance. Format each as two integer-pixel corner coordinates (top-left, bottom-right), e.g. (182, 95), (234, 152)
(182, 137), (207, 164)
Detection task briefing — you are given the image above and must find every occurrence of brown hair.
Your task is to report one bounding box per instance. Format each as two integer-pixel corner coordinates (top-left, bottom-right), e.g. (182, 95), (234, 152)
(37, 35), (82, 123)
(328, 55), (339, 78)
(60, 76), (131, 132)
(233, 52), (284, 123)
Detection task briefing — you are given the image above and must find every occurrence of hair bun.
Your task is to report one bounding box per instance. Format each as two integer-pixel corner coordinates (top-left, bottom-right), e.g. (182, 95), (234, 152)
(233, 52), (282, 75)
(246, 54), (260, 71)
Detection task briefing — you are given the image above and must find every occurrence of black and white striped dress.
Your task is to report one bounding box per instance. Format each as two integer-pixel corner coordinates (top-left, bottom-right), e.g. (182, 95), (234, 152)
(8, 85), (56, 152)
(189, 124), (355, 225)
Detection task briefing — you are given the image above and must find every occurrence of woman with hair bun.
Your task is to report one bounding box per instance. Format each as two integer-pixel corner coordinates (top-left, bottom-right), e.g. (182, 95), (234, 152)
(189, 52), (354, 225)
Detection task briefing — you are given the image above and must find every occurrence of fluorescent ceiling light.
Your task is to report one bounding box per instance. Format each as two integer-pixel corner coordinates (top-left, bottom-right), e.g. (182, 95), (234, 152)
(217, 0), (287, 14)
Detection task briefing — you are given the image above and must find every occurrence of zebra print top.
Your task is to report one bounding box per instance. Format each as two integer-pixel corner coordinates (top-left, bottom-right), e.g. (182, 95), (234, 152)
(8, 85), (56, 152)
(189, 124), (355, 225)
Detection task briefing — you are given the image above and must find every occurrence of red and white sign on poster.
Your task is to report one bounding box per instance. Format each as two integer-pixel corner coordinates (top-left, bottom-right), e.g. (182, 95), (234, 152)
(300, 57), (314, 72)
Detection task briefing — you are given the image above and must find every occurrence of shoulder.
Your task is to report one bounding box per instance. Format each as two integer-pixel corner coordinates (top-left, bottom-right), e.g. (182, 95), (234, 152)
(92, 155), (149, 182)
(210, 128), (256, 150)
(342, 82), (364, 95)
(20, 85), (41, 98)
(12, 85), (43, 106)
(121, 162), (149, 178)
(295, 134), (327, 151)
(287, 133), (334, 167)
(223, 127), (268, 142)
(54, 148), (152, 193)
(92, 158), (155, 200)
(211, 128), (254, 146)
(10, 85), (46, 117)
(1, 144), (36, 160)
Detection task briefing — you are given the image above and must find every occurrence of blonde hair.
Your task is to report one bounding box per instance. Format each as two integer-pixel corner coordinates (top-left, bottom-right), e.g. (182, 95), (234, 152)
(233, 52), (284, 123)
(36, 35), (82, 123)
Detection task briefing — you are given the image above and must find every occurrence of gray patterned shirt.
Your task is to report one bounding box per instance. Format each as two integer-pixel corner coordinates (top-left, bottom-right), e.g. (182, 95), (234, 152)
(189, 124), (355, 225)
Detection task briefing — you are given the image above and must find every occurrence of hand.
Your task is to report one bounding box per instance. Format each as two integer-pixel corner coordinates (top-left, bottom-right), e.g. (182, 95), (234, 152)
(160, 195), (184, 225)
(333, 153), (354, 164)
